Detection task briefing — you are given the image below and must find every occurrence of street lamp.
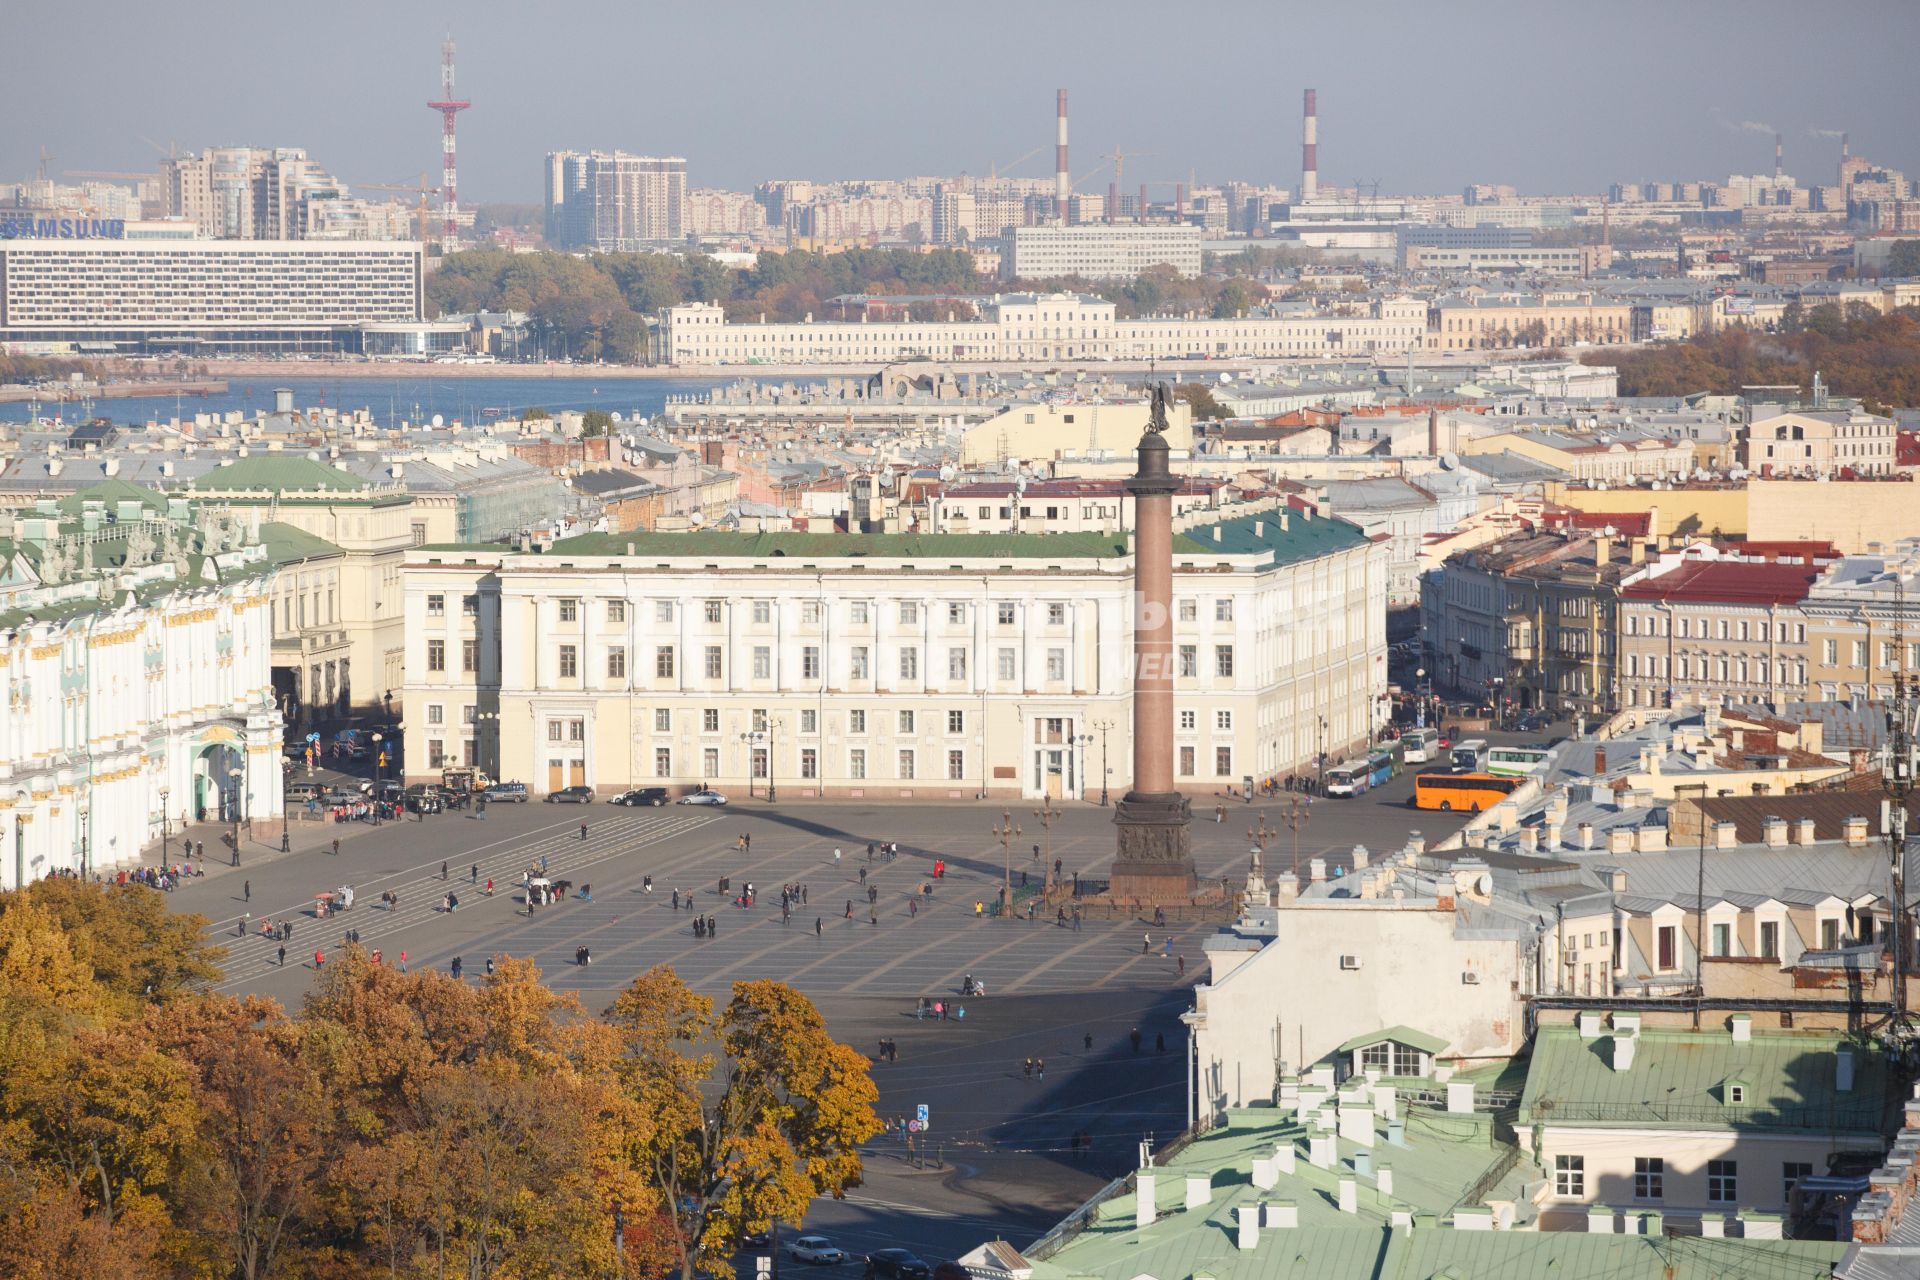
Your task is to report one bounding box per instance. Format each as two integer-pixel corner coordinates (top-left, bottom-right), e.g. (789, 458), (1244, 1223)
(989, 811), (1022, 919)
(1072, 733), (1092, 801)
(227, 766), (244, 867)
(78, 805), (89, 879)
(159, 786), (171, 866)
(740, 720), (779, 803)
(1091, 718), (1114, 807)
(1032, 798), (1061, 891)
(1416, 668), (1430, 730)
(1316, 716), (1328, 792)
(372, 733), (385, 827)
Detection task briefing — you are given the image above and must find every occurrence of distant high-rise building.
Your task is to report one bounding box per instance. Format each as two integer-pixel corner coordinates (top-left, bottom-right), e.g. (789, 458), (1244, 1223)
(545, 151), (687, 250)
(161, 147), (387, 240)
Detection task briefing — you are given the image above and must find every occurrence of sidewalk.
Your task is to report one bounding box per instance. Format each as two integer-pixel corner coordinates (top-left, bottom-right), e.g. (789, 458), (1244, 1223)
(140, 811), (388, 881)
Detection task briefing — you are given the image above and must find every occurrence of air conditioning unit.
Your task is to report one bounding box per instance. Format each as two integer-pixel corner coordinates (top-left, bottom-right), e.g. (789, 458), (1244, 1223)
(1462, 971), (1481, 985)
(1339, 955), (1362, 971)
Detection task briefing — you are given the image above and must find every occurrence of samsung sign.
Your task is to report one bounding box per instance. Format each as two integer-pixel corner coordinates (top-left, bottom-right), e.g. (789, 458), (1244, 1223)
(0, 217), (127, 240)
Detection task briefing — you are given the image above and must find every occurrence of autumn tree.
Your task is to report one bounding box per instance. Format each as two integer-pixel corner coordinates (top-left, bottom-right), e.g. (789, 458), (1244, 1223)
(608, 968), (880, 1280)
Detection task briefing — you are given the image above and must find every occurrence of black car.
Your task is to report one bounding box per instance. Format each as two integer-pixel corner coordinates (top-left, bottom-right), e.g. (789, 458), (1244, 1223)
(611, 787), (670, 807)
(546, 785), (594, 804)
(865, 1251), (930, 1280)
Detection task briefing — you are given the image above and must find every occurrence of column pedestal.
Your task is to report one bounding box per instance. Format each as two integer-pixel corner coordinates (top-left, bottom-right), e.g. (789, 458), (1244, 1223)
(1111, 790), (1197, 902)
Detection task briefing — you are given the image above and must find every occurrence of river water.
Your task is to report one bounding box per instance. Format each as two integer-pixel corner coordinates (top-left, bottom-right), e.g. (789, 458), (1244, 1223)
(0, 373), (752, 427)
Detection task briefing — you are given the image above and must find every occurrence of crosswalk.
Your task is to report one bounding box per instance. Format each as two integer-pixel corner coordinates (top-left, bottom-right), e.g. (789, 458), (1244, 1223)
(208, 810), (720, 990)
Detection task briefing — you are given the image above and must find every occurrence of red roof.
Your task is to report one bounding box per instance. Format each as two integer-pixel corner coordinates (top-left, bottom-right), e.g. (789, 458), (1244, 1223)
(1899, 430), (1920, 468)
(1728, 540), (1840, 562)
(1621, 559), (1821, 605)
(1533, 508), (1651, 537)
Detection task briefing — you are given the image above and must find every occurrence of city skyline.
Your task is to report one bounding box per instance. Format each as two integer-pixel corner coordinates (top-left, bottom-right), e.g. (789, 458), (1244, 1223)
(5, 0), (1918, 205)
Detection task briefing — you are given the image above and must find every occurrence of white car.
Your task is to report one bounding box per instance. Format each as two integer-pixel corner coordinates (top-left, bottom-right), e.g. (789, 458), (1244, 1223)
(678, 789), (730, 806)
(787, 1237), (847, 1265)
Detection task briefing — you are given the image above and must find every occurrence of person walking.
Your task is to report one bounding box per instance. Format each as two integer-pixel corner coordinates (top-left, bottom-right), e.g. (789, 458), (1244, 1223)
(314, 948), (325, 969)
(1143, 932), (1151, 954)
(1177, 954), (1186, 975)
(671, 887), (681, 910)
(814, 917), (823, 939)
(1037, 1058), (1045, 1080)
(833, 847), (842, 867)
(869, 909), (878, 927)
(277, 944), (286, 967)
(485, 956), (495, 977)
(708, 915), (717, 938)
(845, 900), (853, 919)
(243, 879), (250, 903)
(451, 956), (462, 979)
(1130, 1027), (1143, 1052)
(743, 833), (751, 852)
(398, 949), (407, 973)
(580, 821), (588, 842)
(1163, 937), (1172, 958)
(1023, 1058), (1033, 1078)
(909, 897), (918, 918)
(331, 838), (340, 857)
(470, 864), (478, 884)
(1084, 1032), (1093, 1052)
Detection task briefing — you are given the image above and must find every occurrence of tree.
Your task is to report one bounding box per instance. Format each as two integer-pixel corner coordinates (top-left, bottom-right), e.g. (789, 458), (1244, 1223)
(519, 406), (551, 422)
(1888, 240), (1920, 279)
(582, 410), (615, 438)
(608, 969), (880, 1280)
(13, 878), (224, 1008)
(1170, 382), (1229, 421)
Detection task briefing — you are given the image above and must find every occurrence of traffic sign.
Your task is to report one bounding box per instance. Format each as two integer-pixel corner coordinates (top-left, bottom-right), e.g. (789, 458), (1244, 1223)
(306, 732), (320, 742)
(915, 1103), (929, 1128)
(906, 1120), (923, 1133)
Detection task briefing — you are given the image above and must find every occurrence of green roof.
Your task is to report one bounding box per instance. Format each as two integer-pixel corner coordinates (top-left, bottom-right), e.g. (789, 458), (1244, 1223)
(1517, 1022), (1887, 1134)
(1173, 509), (1370, 566)
(544, 529), (1134, 560)
(258, 522), (345, 565)
(1379, 1230), (1844, 1280)
(184, 455), (368, 494)
(1334, 1026), (1450, 1057)
(55, 477), (171, 516)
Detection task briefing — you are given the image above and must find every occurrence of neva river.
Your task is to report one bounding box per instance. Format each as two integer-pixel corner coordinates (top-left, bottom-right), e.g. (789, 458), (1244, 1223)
(0, 373), (756, 427)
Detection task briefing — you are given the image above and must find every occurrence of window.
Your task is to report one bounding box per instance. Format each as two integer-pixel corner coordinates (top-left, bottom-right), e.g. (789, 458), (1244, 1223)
(850, 601), (869, 625)
(566, 719), (585, 742)
(948, 749), (965, 779)
(948, 710), (965, 735)
(427, 704), (445, 726)
(1853, 640), (1868, 667)
(900, 647), (919, 680)
(1215, 747), (1233, 776)
(1554, 1155), (1585, 1197)
(1179, 745), (1196, 776)
(849, 748), (867, 779)
(654, 600), (672, 623)
(462, 705), (477, 725)
(752, 709), (769, 733)
(1707, 1160), (1736, 1204)
(802, 600), (821, 625)
(655, 646), (675, 678)
(948, 602), (966, 624)
(1634, 1157), (1664, 1201)
(1727, 1082), (1746, 1105)
(1215, 710), (1233, 731)
(800, 748), (818, 779)
(900, 602), (919, 625)
(1178, 599), (1197, 622)
(654, 709), (672, 733)
(546, 718), (561, 741)
(948, 648), (967, 681)
(753, 601), (772, 624)
(607, 647), (627, 679)
(997, 649), (1016, 680)
(997, 602), (1016, 626)
(704, 600), (722, 623)
(1711, 922), (1731, 956)
(898, 711), (915, 735)
(704, 646), (722, 679)
(655, 748), (672, 777)
(1215, 646), (1235, 678)
(1783, 1162), (1813, 1205)
(1656, 924), (1679, 970)
(1179, 709), (1197, 731)
(898, 750), (916, 779)
(427, 640), (446, 672)
(462, 639), (477, 673)
(703, 709), (720, 733)
(1759, 920), (1780, 959)
(703, 747), (719, 776)
(462, 594), (478, 617)
(427, 593), (445, 617)
(851, 647), (870, 680)
(1215, 598), (1234, 622)
(1178, 645), (1198, 678)
(609, 599), (627, 623)
(849, 709), (867, 734)
(428, 739), (445, 767)
(1820, 918), (1840, 950)
(1823, 639), (1838, 665)
(559, 599), (578, 622)
(1046, 602), (1066, 625)
(803, 646), (821, 679)
(1046, 649), (1067, 681)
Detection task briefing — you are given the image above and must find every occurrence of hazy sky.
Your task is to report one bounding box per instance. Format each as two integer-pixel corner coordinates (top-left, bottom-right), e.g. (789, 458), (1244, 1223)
(7, 0), (1918, 204)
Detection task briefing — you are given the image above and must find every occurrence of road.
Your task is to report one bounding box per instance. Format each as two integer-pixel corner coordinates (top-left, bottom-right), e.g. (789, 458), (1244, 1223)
(162, 763), (1478, 1263)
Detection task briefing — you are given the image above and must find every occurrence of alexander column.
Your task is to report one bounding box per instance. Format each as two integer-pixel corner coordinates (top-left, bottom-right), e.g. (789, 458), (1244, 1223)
(1110, 385), (1197, 901)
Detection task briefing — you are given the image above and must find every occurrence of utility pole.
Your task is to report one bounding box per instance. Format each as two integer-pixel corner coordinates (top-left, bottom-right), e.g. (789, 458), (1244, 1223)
(990, 811), (1022, 918)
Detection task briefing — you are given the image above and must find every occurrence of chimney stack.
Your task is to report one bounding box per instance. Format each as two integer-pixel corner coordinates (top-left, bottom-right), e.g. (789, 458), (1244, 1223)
(1775, 132), (1785, 181)
(1301, 89), (1319, 202)
(1055, 90), (1071, 223)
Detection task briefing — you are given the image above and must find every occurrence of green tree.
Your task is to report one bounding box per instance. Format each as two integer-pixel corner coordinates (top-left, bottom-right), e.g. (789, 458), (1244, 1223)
(582, 410), (615, 437)
(519, 406), (551, 422)
(1171, 382), (1229, 421)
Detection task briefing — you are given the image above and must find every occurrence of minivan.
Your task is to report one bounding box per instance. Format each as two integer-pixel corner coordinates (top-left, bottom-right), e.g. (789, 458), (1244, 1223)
(285, 782), (325, 804)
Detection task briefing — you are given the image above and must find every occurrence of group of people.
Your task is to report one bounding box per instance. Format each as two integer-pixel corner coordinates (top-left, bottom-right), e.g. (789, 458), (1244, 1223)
(116, 862), (198, 891)
(692, 914), (720, 938)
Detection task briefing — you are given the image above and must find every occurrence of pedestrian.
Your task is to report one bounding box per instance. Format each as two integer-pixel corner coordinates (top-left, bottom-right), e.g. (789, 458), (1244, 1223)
(909, 898), (918, 918)
(1024, 1058), (1033, 1078)
(815, 916), (823, 938)
(845, 900), (853, 919)
(243, 878), (250, 903)
(1131, 1027), (1142, 1052)
(695, 916), (705, 938)
(868, 885), (878, 904)
(471, 864), (478, 884)
(399, 949), (407, 973)
(833, 847), (842, 866)
(580, 821), (588, 842)
(314, 948), (325, 969)
(1143, 933), (1151, 954)
(332, 838), (340, 857)
(277, 944), (286, 967)
(441, 860), (448, 880)
(485, 878), (493, 897)
(801, 884), (808, 904)
(672, 887), (681, 910)
(1178, 954), (1186, 975)
(869, 910), (877, 926)
(1037, 1058), (1045, 1080)
(859, 866), (867, 884)
(486, 956), (495, 977)
(743, 833), (751, 852)
(1163, 938), (1172, 958)
(708, 915), (717, 938)
(236, 915), (247, 937)
(451, 956), (462, 979)
(1084, 1032), (1093, 1052)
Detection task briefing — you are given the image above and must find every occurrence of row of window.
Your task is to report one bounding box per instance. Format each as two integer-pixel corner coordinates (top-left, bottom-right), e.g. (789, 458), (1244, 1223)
(431, 595), (1243, 628)
(435, 642), (1242, 684)
(1553, 1156), (1813, 1206)
(1626, 616), (1807, 643)
(1625, 654), (1806, 683)
(622, 743), (1236, 781)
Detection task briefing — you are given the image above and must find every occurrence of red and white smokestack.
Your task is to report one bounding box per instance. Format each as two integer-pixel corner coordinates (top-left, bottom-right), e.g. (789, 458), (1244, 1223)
(1301, 88), (1318, 202)
(1774, 132), (1784, 180)
(1055, 89), (1070, 223)
(1842, 132), (1850, 160)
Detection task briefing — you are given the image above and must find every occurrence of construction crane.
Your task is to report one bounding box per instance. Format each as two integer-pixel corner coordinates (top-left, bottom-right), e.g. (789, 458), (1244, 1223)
(1101, 149), (1156, 222)
(989, 145), (1045, 180)
(360, 175), (441, 244)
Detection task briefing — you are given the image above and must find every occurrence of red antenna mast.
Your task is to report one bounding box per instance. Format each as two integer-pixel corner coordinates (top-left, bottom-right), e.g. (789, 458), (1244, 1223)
(425, 36), (470, 251)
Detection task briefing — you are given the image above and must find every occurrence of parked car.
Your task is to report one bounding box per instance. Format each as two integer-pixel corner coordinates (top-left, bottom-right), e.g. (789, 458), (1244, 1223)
(742, 1230), (772, 1249)
(284, 782), (326, 804)
(611, 787), (670, 807)
(1515, 714), (1550, 734)
(405, 793), (442, 815)
(546, 785), (594, 804)
(678, 789), (729, 806)
(487, 781), (530, 803)
(786, 1237), (847, 1266)
(865, 1251), (930, 1280)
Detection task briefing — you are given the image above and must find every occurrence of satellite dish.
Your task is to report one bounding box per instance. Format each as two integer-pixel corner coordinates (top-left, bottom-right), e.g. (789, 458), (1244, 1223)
(1003, 457), (1020, 474)
(1439, 452), (1458, 470)
(1219, 372), (1234, 384)
(430, 414), (444, 428)
(637, 416), (650, 427)
(689, 510), (705, 526)
(1475, 874), (1492, 898)
(939, 464), (957, 483)
(611, 411), (624, 423)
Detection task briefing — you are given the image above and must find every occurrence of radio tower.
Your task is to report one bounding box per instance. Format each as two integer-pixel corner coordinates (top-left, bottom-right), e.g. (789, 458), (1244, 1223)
(425, 36), (470, 252)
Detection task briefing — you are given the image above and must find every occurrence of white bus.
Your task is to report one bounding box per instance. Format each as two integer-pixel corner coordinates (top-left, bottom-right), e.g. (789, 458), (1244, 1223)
(1401, 727), (1439, 765)
(1487, 745), (1551, 778)
(1324, 760), (1374, 797)
(1449, 739), (1490, 773)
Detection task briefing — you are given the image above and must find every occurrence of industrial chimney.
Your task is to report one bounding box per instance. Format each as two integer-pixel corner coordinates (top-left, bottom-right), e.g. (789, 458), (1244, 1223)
(1774, 132), (1784, 181)
(1301, 88), (1319, 202)
(1056, 89), (1071, 223)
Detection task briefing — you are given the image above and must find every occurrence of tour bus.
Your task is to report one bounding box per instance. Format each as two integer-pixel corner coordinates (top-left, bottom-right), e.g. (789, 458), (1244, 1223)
(1450, 738), (1490, 773)
(1487, 744), (1552, 778)
(1324, 759), (1375, 797)
(1412, 771), (1521, 811)
(1401, 727), (1439, 765)
(1367, 746), (1397, 787)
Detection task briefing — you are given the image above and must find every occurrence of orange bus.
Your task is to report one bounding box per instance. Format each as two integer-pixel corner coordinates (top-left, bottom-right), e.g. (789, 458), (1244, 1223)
(1412, 771), (1521, 812)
